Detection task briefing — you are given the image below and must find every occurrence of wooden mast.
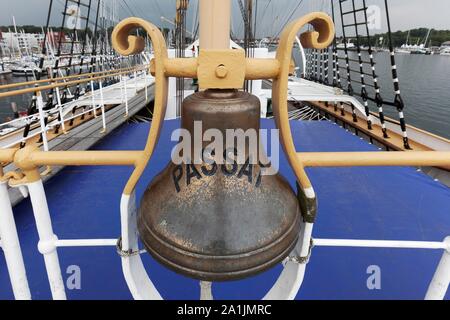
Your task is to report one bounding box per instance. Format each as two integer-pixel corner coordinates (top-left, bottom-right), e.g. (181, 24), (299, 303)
(199, 0), (231, 50)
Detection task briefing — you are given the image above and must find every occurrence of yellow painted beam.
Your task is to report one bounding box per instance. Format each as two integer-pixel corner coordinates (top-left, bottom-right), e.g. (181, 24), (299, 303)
(25, 150), (143, 167)
(298, 151), (450, 167)
(0, 66), (144, 91)
(0, 67), (146, 98)
(0, 149), (17, 163)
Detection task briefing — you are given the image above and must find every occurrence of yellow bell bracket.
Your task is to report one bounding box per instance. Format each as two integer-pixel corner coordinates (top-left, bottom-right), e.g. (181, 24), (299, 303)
(111, 18), (169, 195)
(273, 12), (335, 193)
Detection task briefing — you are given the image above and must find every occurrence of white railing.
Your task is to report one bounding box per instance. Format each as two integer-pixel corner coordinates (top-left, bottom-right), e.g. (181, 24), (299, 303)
(0, 68), (150, 149)
(0, 66), (154, 300)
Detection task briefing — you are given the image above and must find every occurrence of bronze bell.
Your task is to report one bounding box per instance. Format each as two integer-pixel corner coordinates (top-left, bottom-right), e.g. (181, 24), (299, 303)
(138, 89), (301, 281)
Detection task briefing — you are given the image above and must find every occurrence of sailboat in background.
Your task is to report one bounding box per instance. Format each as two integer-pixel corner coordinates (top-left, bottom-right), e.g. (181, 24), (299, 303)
(410, 29), (432, 54)
(395, 30), (411, 54)
(336, 40), (355, 49)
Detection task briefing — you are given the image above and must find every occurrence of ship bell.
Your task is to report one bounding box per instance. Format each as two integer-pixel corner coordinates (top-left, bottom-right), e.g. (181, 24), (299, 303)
(138, 89), (302, 281)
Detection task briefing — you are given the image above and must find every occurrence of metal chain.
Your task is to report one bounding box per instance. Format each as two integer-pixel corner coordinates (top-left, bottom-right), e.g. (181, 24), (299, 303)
(116, 237), (145, 257)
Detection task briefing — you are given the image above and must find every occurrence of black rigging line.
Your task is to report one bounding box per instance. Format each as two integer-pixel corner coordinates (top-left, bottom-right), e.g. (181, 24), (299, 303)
(37, 0), (54, 81)
(238, 0), (249, 30)
(253, 0), (258, 40)
(234, 0), (244, 37)
(23, 0), (54, 146)
(151, 0), (165, 20)
(273, 0), (300, 36)
(268, 0), (304, 46)
(121, 0), (136, 16)
(259, 0), (272, 24)
(119, 0), (143, 20)
(350, 0), (371, 127)
(132, 2), (150, 21)
(89, 0), (101, 74)
(74, 0), (92, 99)
(383, 0), (410, 149)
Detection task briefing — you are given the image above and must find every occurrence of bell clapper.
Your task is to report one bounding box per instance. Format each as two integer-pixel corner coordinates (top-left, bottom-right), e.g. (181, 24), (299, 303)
(199, 281), (213, 300)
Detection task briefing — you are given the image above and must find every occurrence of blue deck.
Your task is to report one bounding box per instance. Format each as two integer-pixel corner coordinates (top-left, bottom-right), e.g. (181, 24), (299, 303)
(1, 119), (449, 300)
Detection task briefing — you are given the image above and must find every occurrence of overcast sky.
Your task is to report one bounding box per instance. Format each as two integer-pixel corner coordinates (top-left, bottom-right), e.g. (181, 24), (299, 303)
(0, 0), (449, 37)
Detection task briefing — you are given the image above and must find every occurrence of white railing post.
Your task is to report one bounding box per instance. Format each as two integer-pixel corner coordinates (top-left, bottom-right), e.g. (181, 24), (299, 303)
(55, 87), (65, 133)
(425, 237), (450, 300)
(144, 69), (148, 102)
(27, 179), (66, 300)
(36, 92), (49, 151)
(134, 70), (138, 94)
(123, 75), (129, 116)
(199, 281), (213, 300)
(99, 80), (106, 132)
(296, 36), (307, 78)
(120, 76), (124, 103)
(0, 181), (31, 300)
(90, 80), (97, 118)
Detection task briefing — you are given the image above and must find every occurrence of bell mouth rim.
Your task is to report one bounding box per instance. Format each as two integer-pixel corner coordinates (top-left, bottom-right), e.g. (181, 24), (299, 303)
(184, 89), (257, 103)
(138, 208), (301, 259)
(144, 232), (299, 282)
(137, 208), (301, 281)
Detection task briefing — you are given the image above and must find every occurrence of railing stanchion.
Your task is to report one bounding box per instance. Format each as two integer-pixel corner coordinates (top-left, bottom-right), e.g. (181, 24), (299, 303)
(90, 80), (97, 118)
(120, 75), (124, 103)
(0, 181), (31, 300)
(123, 75), (129, 116)
(27, 179), (66, 300)
(425, 237), (450, 300)
(36, 91), (49, 151)
(99, 80), (106, 132)
(55, 87), (65, 133)
(144, 69), (148, 102)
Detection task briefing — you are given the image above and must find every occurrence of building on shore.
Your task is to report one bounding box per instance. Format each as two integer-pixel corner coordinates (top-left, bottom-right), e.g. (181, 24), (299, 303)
(0, 31), (68, 56)
(0, 31), (43, 52)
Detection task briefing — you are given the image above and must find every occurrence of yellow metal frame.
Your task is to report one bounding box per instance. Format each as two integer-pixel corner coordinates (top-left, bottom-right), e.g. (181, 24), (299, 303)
(272, 12), (335, 191)
(0, 13), (449, 200)
(112, 18), (168, 195)
(0, 66), (143, 91)
(0, 66), (147, 98)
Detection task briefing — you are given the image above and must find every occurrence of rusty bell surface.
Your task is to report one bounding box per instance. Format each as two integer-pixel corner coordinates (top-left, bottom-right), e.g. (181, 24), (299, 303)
(138, 89), (301, 281)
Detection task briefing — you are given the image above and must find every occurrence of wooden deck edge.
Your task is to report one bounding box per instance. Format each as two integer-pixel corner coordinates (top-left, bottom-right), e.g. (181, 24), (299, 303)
(308, 101), (450, 172)
(309, 101), (431, 151)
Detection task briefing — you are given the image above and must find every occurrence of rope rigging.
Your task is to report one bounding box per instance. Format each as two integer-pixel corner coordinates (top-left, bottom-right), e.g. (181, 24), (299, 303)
(267, 0), (305, 47)
(307, 0), (411, 149)
(175, 0), (189, 117)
